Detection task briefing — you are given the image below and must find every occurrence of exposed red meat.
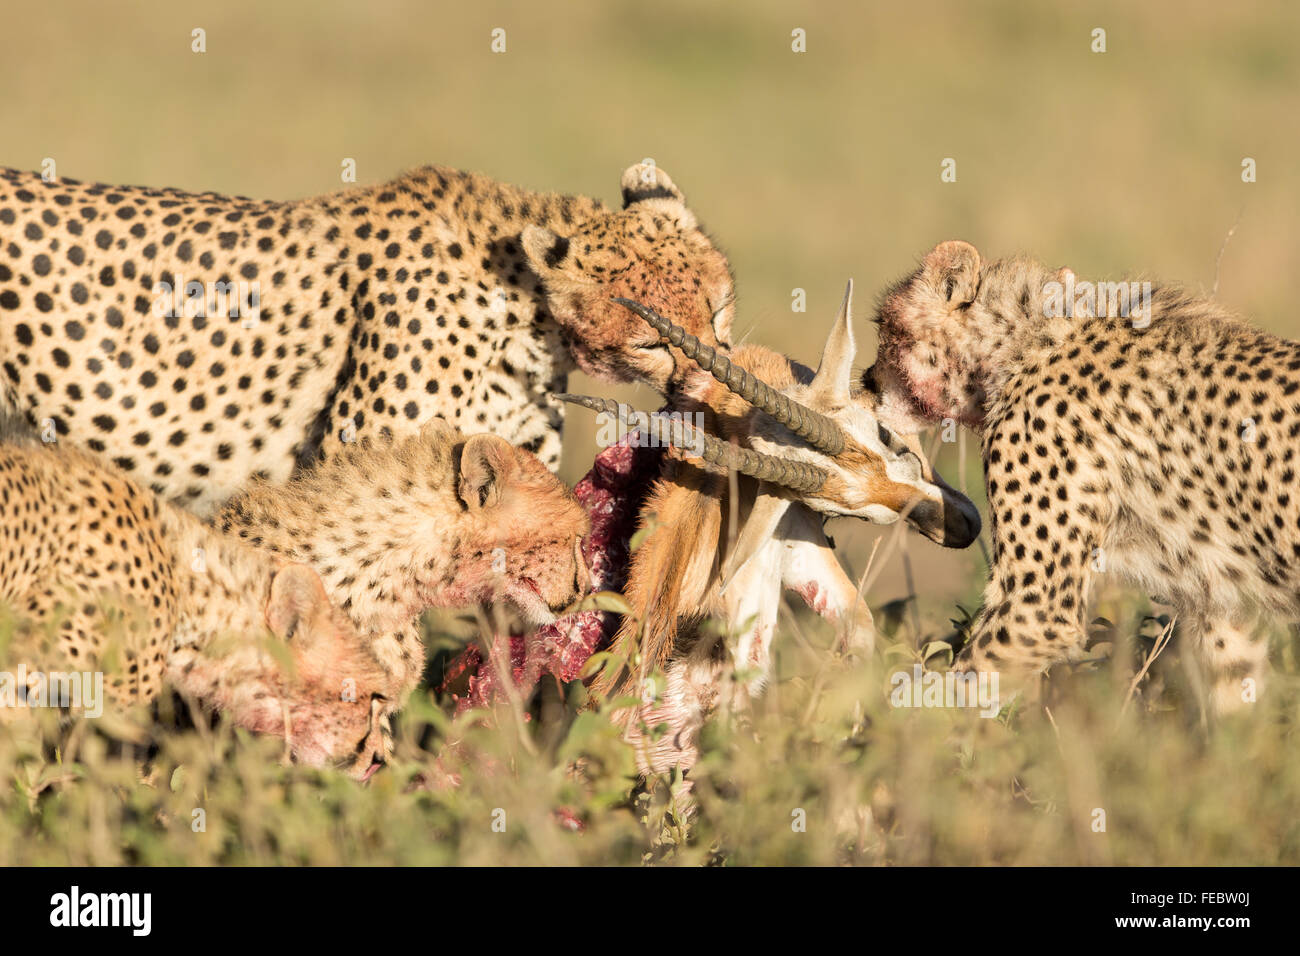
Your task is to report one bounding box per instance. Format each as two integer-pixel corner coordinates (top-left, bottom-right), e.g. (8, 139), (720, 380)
(441, 433), (662, 712)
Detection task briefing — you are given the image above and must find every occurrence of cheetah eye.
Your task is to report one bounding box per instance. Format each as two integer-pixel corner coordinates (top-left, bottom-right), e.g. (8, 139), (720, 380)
(573, 537), (588, 592)
(708, 293), (735, 348)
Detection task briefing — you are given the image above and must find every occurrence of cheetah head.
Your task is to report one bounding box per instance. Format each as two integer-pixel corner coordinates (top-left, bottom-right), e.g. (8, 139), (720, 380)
(867, 239), (1006, 433)
(453, 433), (591, 627)
(521, 164), (733, 394)
(261, 564), (397, 780)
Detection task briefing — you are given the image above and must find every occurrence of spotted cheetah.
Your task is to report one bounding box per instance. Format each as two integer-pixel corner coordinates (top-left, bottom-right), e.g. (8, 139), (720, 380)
(867, 239), (1300, 714)
(215, 416), (590, 721)
(0, 162), (732, 515)
(0, 431), (395, 774)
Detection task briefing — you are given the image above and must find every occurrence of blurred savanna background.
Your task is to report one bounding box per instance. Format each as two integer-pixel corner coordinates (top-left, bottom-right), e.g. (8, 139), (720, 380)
(1, 0), (1298, 865)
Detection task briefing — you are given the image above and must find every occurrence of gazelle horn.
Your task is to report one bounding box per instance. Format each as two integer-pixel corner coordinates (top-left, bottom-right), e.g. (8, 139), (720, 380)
(555, 393), (828, 494)
(612, 297), (846, 456)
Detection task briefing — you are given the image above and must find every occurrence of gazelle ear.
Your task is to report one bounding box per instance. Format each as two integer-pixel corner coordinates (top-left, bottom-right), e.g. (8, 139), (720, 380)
(720, 486), (792, 595)
(807, 280), (856, 407)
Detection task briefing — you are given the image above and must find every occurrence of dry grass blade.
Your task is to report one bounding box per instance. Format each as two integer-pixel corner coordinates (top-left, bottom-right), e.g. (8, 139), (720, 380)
(1120, 615), (1177, 717)
(898, 430), (946, 639)
(726, 459), (740, 563)
(473, 601), (538, 758)
(1211, 207), (1244, 298)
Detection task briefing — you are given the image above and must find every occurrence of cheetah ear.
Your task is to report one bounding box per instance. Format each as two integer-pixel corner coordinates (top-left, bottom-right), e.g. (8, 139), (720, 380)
(458, 434), (517, 511)
(522, 225), (576, 276)
(923, 240), (982, 309)
(418, 415), (457, 444)
(266, 564), (332, 645)
(619, 164), (696, 227)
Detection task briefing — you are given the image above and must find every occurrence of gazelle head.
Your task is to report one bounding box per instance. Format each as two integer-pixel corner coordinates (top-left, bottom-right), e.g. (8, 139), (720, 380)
(557, 281), (980, 580)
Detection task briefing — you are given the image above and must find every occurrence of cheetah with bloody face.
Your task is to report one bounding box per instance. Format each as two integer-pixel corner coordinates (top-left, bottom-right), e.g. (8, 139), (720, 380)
(0, 432), (395, 775)
(216, 417), (591, 719)
(0, 163), (733, 515)
(867, 240), (1299, 715)
(0, 417), (588, 773)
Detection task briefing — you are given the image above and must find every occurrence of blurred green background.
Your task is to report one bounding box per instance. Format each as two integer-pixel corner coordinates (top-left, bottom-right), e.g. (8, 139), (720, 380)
(9, 0), (1295, 616)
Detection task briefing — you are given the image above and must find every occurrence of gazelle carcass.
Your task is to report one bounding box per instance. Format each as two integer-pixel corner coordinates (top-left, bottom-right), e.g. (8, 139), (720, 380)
(558, 281), (980, 781)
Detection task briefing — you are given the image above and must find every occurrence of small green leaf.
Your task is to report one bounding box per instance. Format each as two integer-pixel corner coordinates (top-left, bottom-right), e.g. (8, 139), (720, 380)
(572, 590), (633, 616)
(629, 520), (659, 552)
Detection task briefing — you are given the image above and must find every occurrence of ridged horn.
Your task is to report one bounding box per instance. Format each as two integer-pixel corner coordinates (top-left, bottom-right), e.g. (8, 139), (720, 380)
(612, 297), (846, 456)
(555, 393), (828, 494)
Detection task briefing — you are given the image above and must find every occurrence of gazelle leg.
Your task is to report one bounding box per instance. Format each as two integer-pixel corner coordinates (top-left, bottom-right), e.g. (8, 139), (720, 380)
(623, 538), (786, 791)
(781, 512), (876, 653)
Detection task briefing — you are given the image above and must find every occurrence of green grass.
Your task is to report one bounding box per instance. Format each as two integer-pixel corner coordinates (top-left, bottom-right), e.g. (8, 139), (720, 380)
(2, 590), (1298, 866)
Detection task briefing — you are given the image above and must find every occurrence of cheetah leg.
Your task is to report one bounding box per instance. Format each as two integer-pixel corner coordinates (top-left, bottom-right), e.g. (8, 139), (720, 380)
(1183, 614), (1269, 717)
(956, 523), (1097, 699)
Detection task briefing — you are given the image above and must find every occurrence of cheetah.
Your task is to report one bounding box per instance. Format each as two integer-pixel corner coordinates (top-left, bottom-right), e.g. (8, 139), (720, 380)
(867, 239), (1300, 715)
(0, 162), (733, 515)
(0, 431), (395, 774)
(561, 283), (980, 778)
(214, 416), (590, 724)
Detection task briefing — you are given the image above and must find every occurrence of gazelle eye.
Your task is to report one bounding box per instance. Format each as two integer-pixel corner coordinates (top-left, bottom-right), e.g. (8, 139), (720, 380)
(877, 423), (896, 448)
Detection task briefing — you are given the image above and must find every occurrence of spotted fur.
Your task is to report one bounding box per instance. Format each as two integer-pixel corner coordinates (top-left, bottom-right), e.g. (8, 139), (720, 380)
(0, 431), (395, 774)
(0, 163), (732, 515)
(216, 416), (590, 719)
(868, 240), (1297, 714)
